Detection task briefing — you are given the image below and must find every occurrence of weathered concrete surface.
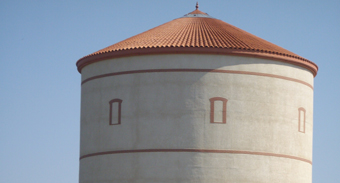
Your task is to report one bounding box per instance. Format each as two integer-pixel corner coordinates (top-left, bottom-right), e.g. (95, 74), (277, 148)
(79, 54), (313, 183)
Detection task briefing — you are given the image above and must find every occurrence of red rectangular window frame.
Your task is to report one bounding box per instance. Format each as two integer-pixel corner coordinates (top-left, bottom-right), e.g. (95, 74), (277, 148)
(209, 97), (228, 124)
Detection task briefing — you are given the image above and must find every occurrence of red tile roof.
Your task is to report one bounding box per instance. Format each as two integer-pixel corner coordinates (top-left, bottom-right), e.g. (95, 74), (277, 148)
(77, 6), (318, 76)
(187, 9), (208, 15)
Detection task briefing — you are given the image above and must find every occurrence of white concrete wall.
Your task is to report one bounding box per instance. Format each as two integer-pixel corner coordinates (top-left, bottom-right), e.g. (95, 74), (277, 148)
(79, 54), (314, 183)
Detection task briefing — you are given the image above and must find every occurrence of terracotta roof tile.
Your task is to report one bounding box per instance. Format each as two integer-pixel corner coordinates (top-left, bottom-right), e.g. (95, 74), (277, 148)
(88, 17), (300, 56)
(77, 6), (318, 76)
(188, 9), (208, 15)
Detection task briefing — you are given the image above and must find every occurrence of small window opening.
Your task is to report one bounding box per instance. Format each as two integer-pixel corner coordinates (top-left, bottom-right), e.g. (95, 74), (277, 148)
(109, 99), (122, 125)
(298, 107), (306, 133)
(209, 97), (228, 124)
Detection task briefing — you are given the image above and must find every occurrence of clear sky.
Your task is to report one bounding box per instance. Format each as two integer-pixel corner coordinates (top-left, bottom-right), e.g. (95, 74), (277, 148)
(0, 0), (339, 182)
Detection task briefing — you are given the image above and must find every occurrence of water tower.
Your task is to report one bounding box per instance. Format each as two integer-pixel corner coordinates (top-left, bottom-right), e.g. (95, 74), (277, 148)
(76, 3), (318, 183)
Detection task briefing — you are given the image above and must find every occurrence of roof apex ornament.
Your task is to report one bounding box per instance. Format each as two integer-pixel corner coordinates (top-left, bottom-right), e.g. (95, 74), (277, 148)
(196, 2), (199, 10)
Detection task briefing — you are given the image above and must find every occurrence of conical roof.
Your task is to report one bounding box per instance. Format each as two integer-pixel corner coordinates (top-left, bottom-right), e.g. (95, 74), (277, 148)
(77, 4), (318, 76)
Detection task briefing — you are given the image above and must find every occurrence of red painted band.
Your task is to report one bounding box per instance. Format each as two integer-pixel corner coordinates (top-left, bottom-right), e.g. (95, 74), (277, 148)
(81, 68), (313, 89)
(79, 149), (312, 165)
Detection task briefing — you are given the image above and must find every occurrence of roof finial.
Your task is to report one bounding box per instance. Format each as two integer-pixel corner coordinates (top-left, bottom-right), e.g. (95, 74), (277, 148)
(196, 2), (199, 10)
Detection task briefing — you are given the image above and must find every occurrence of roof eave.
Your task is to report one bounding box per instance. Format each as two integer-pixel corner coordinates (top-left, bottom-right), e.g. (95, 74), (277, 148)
(76, 47), (318, 77)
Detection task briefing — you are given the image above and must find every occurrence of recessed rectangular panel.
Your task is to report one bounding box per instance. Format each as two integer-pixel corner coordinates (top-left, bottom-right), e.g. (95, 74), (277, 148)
(214, 100), (223, 123)
(110, 102), (119, 125)
(299, 109), (305, 133)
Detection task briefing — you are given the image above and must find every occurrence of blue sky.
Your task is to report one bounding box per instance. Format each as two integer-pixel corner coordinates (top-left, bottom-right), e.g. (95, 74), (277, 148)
(0, 0), (339, 182)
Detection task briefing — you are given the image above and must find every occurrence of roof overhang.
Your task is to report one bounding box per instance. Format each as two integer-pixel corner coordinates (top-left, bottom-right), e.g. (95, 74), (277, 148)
(76, 47), (318, 77)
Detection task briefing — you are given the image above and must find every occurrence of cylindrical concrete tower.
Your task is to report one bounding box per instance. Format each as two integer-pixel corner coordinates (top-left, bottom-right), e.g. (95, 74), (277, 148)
(76, 4), (318, 183)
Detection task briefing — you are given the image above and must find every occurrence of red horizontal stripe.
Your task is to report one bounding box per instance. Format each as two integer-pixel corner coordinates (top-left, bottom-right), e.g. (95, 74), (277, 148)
(81, 68), (313, 89)
(79, 149), (312, 165)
